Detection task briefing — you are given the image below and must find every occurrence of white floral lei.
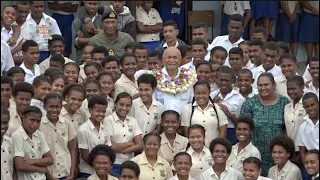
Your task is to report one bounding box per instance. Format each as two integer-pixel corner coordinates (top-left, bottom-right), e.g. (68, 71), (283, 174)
(148, 67), (197, 94)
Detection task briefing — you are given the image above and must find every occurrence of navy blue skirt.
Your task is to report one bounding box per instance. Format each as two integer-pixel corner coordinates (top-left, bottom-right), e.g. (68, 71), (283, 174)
(221, 13), (249, 40)
(275, 13), (300, 43)
(299, 11), (319, 43)
(251, 1), (278, 20)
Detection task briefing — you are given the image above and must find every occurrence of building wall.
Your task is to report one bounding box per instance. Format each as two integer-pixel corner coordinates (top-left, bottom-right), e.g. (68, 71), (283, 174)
(192, 1), (310, 63)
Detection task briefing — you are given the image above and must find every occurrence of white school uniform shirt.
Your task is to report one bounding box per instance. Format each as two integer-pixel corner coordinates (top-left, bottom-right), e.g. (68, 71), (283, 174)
(1, 135), (13, 180)
(154, 67), (194, 115)
(19, 62), (41, 84)
(181, 60), (196, 71)
(304, 81), (319, 99)
(181, 101), (229, 148)
(209, 35), (244, 67)
(251, 65), (282, 90)
(243, 59), (255, 70)
(205, 43), (212, 61)
(1, 26), (23, 57)
(199, 166), (244, 180)
(187, 147), (213, 180)
(257, 176), (273, 180)
(284, 98), (307, 151)
(1, 39), (15, 75)
(21, 13), (61, 52)
(136, 6), (162, 42)
(159, 133), (189, 165)
(303, 65), (312, 83)
(11, 126), (50, 180)
(104, 112), (142, 164)
(275, 74), (299, 100)
(210, 89), (246, 128)
(30, 99), (46, 116)
(78, 119), (112, 174)
(169, 175), (196, 180)
(234, 86), (258, 99)
(39, 116), (77, 178)
(268, 160), (302, 180)
(128, 97), (163, 137)
(48, 1), (80, 15)
(226, 142), (261, 172)
(279, 1), (299, 13)
(296, 116), (319, 150)
(312, 174), (320, 180)
(221, 1), (251, 16)
(39, 55), (74, 74)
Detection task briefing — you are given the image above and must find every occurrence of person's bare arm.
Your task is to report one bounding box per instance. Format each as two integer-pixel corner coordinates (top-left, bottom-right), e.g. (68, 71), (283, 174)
(244, 9), (251, 26)
(120, 135), (143, 153)
(67, 138), (77, 179)
(153, 124), (162, 134)
(110, 136), (134, 152)
(14, 156), (48, 173)
(24, 151), (54, 167)
(136, 21), (158, 33)
(9, 25), (20, 46)
(77, 37), (92, 47)
(79, 149), (90, 165)
(300, 1), (319, 15)
(299, 146), (307, 166)
(147, 23), (163, 32)
(218, 125), (227, 138)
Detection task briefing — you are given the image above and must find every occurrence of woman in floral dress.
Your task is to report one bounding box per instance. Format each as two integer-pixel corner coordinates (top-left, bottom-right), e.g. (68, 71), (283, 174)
(240, 73), (290, 176)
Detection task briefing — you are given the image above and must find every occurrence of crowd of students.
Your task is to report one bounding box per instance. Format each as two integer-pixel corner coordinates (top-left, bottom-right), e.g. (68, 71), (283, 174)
(1, 1), (319, 180)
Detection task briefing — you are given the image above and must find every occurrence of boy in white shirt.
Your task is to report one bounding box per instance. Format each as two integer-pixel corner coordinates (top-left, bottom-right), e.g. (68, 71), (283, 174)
(297, 92), (319, 167)
(19, 40), (41, 84)
(304, 56), (319, 99)
(235, 69), (258, 99)
(227, 116), (261, 172)
(200, 138), (244, 180)
(12, 106), (54, 180)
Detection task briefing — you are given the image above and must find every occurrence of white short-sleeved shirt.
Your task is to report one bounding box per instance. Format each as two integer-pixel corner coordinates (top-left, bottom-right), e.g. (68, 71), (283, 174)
(221, 1), (251, 16)
(114, 73), (139, 99)
(136, 6), (162, 42)
(199, 166), (244, 180)
(226, 142), (261, 172)
(275, 74), (290, 100)
(169, 175), (196, 180)
(39, 55), (74, 74)
(303, 65), (312, 83)
(39, 116), (77, 178)
(181, 61), (196, 71)
(21, 13), (61, 52)
(104, 112), (142, 164)
(209, 35), (244, 67)
(187, 147), (213, 180)
(88, 172), (118, 180)
(154, 68), (194, 115)
(243, 60), (255, 70)
(268, 160), (302, 180)
(251, 65), (283, 90)
(1, 39), (15, 75)
(181, 101), (228, 148)
(6, 109), (22, 137)
(159, 133), (189, 165)
(304, 81), (319, 99)
(59, 106), (88, 132)
(1, 26), (23, 57)
(279, 1), (299, 13)
(205, 43), (211, 61)
(1, 135), (13, 180)
(234, 86), (258, 99)
(11, 126), (50, 180)
(128, 97), (163, 137)
(19, 62), (41, 85)
(303, 1), (319, 13)
(78, 119), (112, 174)
(284, 99), (307, 151)
(296, 116), (319, 150)
(257, 176), (273, 180)
(210, 89), (246, 128)
(48, 1), (80, 15)
(30, 99), (46, 116)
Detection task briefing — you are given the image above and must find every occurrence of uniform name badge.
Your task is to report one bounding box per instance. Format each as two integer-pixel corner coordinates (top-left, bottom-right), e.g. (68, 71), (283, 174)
(128, 125), (133, 133)
(154, 113), (158, 120)
(160, 169), (166, 177)
(298, 110), (305, 116)
(210, 111), (216, 117)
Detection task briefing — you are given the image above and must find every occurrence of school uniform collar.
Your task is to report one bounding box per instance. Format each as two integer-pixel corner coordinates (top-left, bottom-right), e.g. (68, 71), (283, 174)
(136, 97), (158, 107)
(288, 98), (303, 108)
(192, 100), (214, 110)
(222, 35), (243, 45)
(88, 119), (104, 131)
(163, 41), (179, 48)
(17, 125), (39, 140)
(26, 12), (51, 23)
(255, 64), (280, 74)
(120, 73), (137, 83)
(1, 26), (13, 35)
(303, 115), (319, 126)
(10, 109), (21, 124)
(214, 89), (240, 101)
(232, 142), (253, 156)
(20, 61), (38, 74)
(187, 146), (207, 156)
(111, 111), (130, 122)
(160, 133), (182, 145)
(243, 59), (253, 69)
(171, 175), (195, 180)
(1, 135), (11, 146)
(209, 166), (230, 177)
(42, 116), (65, 125)
(61, 106), (81, 116)
(278, 72), (299, 83)
(312, 173), (319, 180)
(138, 151), (165, 165)
(276, 160), (292, 175)
(89, 172), (116, 180)
(308, 81), (319, 91)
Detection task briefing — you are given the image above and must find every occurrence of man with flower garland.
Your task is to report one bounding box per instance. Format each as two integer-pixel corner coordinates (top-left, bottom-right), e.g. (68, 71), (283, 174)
(149, 47), (196, 114)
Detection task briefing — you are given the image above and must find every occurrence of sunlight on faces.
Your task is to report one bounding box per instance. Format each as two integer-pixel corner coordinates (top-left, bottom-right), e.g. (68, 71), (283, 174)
(189, 128), (205, 152)
(174, 155), (192, 177)
(83, 46), (94, 63)
(138, 83), (155, 103)
(2, 7), (16, 26)
(89, 104), (107, 123)
(115, 97), (132, 118)
(51, 78), (65, 95)
(14, 92), (32, 113)
(44, 98), (62, 121)
(194, 84), (210, 107)
(237, 73), (253, 94)
(99, 75), (114, 97)
(249, 46), (262, 66)
(34, 82), (51, 101)
(161, 114), (180, 135)
(122, 56), (138, 77)
(63, 65), (79, 84)
(257, 76), (275, 98)
(65, 90), (85, 112)
(196, 64), (211, 81)
(302, 98), (319, 120)
(280, 58), (297, 78)
(305, 153), (319, 176)
(144, 136), (160, 157)
(212, 144), (229, 164)
(242, 163), (261, 180)
(93, 154), (113, 177)
(271, 145), (290, 166)
(210, 50), (227, 66)
(235, 122), (252, 142)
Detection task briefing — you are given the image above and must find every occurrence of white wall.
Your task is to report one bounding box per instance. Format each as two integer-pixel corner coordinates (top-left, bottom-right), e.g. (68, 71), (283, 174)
(192, 1), (309, 63)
